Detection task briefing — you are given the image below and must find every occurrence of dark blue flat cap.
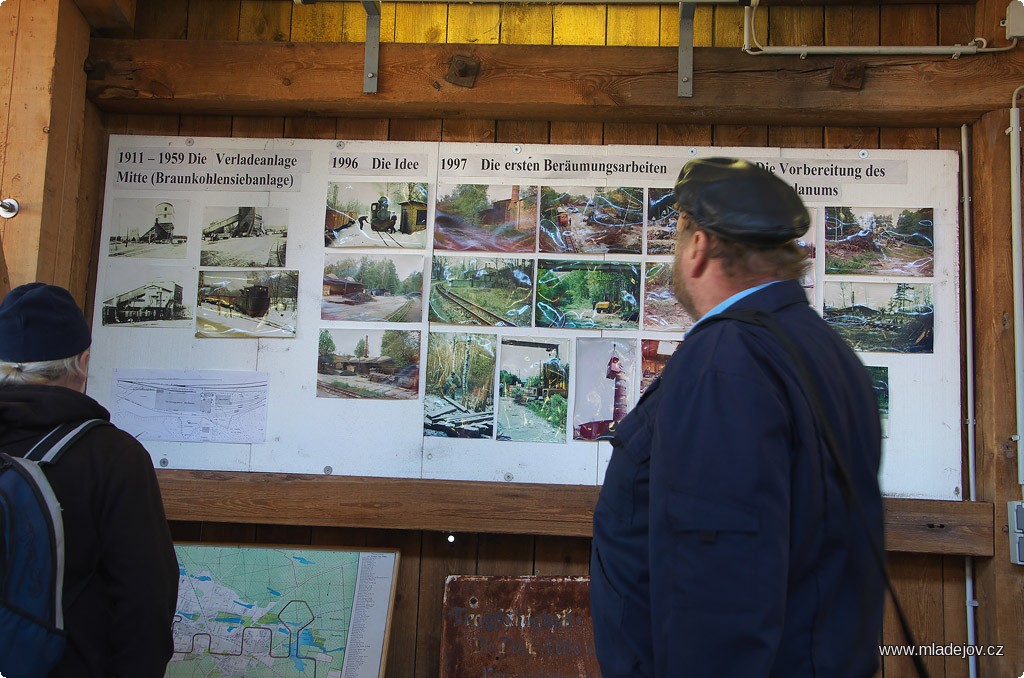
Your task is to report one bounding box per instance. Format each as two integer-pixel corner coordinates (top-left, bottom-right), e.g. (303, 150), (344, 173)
(0, 283), (92, 363)
(674, 157), (810, 246)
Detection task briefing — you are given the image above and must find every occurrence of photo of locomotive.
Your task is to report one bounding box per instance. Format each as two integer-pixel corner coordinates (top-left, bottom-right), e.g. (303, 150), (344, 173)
(200, 284), (271, 318)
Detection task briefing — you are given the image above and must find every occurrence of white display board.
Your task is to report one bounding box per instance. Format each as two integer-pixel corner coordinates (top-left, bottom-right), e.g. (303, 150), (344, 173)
(89, 136), (962, 499)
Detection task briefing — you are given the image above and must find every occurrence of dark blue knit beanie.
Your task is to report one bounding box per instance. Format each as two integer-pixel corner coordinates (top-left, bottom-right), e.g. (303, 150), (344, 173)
(0, 283), (92, 362)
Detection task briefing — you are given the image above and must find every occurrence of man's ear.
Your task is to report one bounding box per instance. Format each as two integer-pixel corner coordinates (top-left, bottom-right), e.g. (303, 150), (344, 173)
(687, 229), (711, 278)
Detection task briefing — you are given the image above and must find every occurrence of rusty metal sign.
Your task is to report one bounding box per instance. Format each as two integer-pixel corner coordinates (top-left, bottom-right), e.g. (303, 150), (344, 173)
(440, 575), (601, 677)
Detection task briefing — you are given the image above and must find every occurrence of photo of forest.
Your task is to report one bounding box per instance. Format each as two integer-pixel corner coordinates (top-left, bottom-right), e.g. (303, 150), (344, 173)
(535, 260), (640, 330)
(497, 337), (569, 444)
(539, 185), (642, 254)
(434, 184), (538, 253)
(824, 282), (934, 353)
(321, 254), (424, 322)
(825, 206), (934, 276)
(428, 256), (533, 327)
(316, 329), (420, 400)
(423, 332), (496, 438)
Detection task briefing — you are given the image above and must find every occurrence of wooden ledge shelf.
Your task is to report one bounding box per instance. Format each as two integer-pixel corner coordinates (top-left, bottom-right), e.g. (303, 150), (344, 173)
(157, 470), (994, 557)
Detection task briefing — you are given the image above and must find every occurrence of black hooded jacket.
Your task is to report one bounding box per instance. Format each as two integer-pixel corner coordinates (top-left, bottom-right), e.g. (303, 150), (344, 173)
(0, 384), (179, 677)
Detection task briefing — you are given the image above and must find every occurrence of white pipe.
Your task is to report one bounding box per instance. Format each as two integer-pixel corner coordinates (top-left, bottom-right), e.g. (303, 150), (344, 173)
(743, 5), (1017, 57)
(1011, 88), (1024, 489)
(960, 122), (979, 678)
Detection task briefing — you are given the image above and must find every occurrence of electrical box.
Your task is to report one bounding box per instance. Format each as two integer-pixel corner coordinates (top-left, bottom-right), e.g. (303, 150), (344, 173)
(1006, 1), (1024, 40)
(1007, 501), (1024, 564)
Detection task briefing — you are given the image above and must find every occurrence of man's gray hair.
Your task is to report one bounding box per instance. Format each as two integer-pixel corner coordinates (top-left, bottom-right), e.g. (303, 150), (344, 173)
(0, 352), (87, 388)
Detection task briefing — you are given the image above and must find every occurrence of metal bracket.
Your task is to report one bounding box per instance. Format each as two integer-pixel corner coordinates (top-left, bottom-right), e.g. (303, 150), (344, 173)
(678, 2), (696, 97)
(362, 0), (381, 94)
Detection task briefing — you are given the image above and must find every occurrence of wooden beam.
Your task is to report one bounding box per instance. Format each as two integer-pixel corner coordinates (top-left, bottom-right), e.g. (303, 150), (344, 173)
(86, 40), (1024, 127)
(73, 0), (133, 30)
(155, 470), (994, 555)
(970, 107), (1024, 674)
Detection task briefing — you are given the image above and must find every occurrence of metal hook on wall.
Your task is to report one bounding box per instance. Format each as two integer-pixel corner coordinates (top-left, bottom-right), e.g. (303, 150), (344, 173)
(0, 199), (19, 219)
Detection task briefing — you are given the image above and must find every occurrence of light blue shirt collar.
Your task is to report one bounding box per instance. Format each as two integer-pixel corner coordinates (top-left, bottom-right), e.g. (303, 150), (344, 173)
(686, 280), (781, 336)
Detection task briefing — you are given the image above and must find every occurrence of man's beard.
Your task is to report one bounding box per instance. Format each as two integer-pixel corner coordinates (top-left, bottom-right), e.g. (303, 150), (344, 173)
(671, 261), (699, 319)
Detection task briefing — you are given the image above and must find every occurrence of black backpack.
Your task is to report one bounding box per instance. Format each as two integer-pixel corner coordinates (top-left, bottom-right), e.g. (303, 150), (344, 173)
(0, 419), (108, 678)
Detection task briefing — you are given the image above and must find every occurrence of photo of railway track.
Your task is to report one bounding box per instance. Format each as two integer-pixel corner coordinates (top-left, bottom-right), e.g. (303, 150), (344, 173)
(428, 256), (533, 327)
(321, 253), (424, 322)
(200, 206), (289, 267)
(317, 329), (420, 400)
(325, 181), (429, 249)
(539, 185), (642, 255)
(196, 269), (299, 339)
(108, 197), (189, 259)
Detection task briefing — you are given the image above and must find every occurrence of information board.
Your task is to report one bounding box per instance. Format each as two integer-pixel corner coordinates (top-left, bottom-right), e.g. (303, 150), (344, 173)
(88, 137), (962, 499)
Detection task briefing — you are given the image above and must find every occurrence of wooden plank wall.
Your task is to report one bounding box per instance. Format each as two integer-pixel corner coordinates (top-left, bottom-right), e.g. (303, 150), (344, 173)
(103, 2), (979, 676)
(0, 0), (101, 305)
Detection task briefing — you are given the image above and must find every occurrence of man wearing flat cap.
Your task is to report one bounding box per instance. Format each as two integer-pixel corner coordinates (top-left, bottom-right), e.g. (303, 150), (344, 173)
(0, 283), (179, 677)
(591, 159), (884, 676)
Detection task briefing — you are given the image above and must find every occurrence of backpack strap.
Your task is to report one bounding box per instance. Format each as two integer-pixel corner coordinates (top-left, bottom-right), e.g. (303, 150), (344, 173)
(22, 419), (109, 465)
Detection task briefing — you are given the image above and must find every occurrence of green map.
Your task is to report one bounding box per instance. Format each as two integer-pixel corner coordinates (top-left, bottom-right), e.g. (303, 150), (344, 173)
(167, 545), (397, 678)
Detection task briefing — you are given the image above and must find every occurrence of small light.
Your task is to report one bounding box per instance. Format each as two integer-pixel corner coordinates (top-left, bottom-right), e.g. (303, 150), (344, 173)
(446, 533), (456, 544)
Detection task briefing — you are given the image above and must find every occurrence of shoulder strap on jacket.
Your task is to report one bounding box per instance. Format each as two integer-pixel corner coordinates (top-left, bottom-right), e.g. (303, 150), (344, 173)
(23, 419), (110, 465)
(711, 308), (929, 678)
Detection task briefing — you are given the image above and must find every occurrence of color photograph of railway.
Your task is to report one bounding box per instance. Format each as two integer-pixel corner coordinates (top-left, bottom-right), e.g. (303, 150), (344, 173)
(643, 262), (694, 333)
(325, 181), (429, 249)
(101, 268), (193, 328)
(200, 206), (289, 267)
(108, 198), (189, 258)
(865, 365), (890, 438)
(535, 260), (640, 330)
(196, 269), (299, 339)
(646, 187), (678, 255)
(321, 254), (424, 322)
(428, 256), (533, 327)
(573, 338), (636, 441)
(823, 281), (934, 353)
(824, 206), (934, 276)
(317, 329), (420, 400)
(434, 183), (538, 253)
(423, 332), (496, 438)
(641, 339), (680, 395)
(539, 185), (642, 255)
(496, 337), (569, 443)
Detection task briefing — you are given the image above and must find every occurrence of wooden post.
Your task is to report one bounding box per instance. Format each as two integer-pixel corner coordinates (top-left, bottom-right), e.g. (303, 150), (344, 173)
(971, 107), (1024, 673)
(0, 0), (93, 301)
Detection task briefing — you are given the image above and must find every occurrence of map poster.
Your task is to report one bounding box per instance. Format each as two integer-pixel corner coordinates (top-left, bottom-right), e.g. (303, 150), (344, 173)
(111, 368), (269, 443)
(169, 544), (399, 678)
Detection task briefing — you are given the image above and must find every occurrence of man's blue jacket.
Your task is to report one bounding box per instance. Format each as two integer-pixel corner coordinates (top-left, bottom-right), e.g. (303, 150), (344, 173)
(591, 279), (885, 677)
